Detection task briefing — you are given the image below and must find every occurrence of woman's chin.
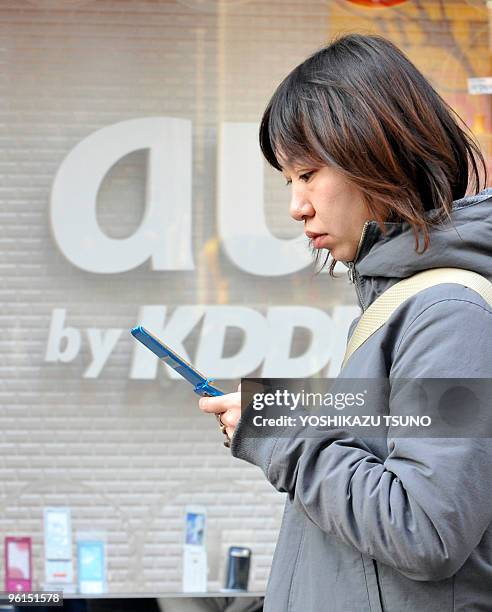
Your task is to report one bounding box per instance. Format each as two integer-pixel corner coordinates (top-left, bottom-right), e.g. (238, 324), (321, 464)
(329, 246), (355, 262)
(309, 237), (353, 262)
(324, 243), (340, 259)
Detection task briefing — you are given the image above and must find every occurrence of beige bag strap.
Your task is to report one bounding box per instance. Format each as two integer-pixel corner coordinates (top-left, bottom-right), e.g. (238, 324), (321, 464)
(341, 267), (492, 370)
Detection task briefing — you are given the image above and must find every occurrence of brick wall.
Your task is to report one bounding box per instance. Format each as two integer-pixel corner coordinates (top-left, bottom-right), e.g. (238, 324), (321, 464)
(0, 0), (489, 595)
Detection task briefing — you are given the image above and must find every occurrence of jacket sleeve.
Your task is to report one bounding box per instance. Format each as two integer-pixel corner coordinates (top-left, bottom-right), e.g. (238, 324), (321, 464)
(230, 297), (492, 581)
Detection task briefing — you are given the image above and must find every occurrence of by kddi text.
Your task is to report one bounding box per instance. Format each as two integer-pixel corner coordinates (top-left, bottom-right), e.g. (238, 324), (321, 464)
(44, 306), (359, 379)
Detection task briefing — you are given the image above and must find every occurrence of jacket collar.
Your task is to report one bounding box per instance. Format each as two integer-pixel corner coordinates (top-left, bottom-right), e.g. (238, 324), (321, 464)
(344, 189), (492, 311)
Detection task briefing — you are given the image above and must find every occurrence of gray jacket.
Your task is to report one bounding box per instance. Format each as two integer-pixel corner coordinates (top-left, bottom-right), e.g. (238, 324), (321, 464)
(230, 190), (492, 612)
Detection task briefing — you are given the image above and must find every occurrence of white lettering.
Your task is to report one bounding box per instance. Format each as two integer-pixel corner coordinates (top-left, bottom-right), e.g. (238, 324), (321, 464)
(84, 328), (123, 378)
(44, 308), (81, 363)
(50, 117), (193, 273)
(263, 306), (335, 377)
(218, 122), (312, 276)
(195, 306), (268, 379)
(45, 304), (357, 380)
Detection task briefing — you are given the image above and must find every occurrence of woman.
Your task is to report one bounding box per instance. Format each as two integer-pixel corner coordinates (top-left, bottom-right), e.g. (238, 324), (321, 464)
(199, 34), (492, 611)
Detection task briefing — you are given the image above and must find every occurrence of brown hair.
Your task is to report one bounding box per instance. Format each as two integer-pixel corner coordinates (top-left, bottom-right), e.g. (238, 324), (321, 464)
(259, 33), (488, 275)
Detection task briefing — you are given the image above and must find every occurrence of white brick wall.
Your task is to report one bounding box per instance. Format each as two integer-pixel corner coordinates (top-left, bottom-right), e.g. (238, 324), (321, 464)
(0, 0), (341, 594)
(1, 0), (487, 596)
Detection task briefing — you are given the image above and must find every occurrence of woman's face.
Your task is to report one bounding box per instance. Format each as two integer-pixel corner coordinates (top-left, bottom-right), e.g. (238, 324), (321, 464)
(280, 160), (373, 262)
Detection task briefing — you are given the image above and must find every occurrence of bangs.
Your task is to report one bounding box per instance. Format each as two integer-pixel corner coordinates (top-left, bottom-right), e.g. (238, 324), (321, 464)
(258, 33), (486, 229)
(259, 71), (325, 173)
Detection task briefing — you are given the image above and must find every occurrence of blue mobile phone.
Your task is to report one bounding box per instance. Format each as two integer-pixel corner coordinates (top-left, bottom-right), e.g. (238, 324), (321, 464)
(130, 326), (224, 397)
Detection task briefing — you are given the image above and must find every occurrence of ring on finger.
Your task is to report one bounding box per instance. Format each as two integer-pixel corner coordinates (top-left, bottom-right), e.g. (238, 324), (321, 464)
(216, 414), (230, 441)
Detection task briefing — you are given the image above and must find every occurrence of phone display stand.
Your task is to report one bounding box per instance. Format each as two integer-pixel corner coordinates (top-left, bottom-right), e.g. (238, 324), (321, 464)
(182, 505), (208, 592)
(43, 507), (75, 593)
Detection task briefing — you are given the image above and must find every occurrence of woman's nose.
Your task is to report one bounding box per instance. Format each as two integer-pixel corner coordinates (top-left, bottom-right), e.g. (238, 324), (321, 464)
(289, 192), (314, 222)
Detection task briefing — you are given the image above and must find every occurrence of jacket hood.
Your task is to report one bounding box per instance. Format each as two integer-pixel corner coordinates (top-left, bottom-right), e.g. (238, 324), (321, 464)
(349, 188), (492, 310)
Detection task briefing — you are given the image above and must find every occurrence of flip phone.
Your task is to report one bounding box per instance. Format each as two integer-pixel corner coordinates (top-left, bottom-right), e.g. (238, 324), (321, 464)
(130, 326), (224, 397)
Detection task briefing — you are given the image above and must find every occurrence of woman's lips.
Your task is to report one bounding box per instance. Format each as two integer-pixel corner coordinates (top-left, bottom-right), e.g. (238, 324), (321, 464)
(305, 232), (329, 249)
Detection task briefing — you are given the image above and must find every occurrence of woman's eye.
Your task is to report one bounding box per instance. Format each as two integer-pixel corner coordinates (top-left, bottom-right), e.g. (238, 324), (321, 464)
(284, 172), (312, 187)
(300, 172), (312, 182)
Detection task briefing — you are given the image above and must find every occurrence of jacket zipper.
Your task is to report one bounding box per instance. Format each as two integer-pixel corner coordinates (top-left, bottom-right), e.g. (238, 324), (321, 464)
(347, 220), (370, 312)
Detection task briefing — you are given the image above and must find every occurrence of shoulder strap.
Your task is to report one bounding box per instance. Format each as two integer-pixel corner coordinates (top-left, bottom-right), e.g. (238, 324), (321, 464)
(341, 267), (492, 370)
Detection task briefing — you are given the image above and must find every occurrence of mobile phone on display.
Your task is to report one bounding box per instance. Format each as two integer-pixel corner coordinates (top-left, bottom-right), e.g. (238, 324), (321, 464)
(130, 326), (224, 397)
(5, 537), (32, 592)
(184, 505), (207, 547)
(224, 546), (251, 591)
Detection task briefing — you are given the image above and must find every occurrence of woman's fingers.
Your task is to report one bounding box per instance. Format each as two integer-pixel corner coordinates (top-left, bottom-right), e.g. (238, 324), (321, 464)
(198, 391), (240, 415)
(198, 395), (224, 414)
(219, 411), (232, 427)
(198, 391), (242, 444)
(222, 402), (242, 438)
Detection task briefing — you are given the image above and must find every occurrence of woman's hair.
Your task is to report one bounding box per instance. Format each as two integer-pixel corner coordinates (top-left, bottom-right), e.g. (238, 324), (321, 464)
(259, 33), (488, 274)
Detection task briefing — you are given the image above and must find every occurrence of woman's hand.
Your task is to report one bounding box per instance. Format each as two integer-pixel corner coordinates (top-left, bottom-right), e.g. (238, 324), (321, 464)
(198, 383), (242, 443)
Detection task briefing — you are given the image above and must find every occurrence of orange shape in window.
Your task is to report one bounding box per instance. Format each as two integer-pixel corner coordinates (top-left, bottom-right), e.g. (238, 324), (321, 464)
(346, 0), (408, 7)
